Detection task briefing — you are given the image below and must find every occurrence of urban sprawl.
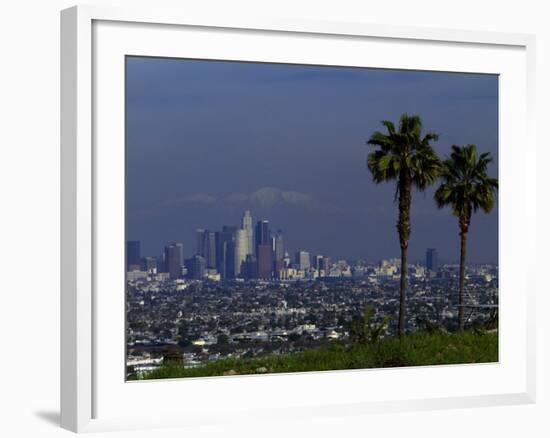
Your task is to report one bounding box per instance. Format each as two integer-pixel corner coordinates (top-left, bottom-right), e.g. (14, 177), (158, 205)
(127, 210), (498, 376)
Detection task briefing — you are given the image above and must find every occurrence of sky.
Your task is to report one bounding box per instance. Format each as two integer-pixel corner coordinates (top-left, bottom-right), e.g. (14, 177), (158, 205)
(126, 56), (498, 264)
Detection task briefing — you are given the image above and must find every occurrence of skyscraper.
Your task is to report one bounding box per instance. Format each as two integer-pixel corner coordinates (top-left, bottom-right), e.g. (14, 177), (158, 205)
(216, 226), (238, 279)
(273, 230), (284, 262)
(185, 255), (206, 279)
(197, 228), (207, 257)
(241, 210), (254, 256)
(234, 229), (248, 276)
(174, 242), (184, 268)
(225, 240), (237, 278)
(321, 256), (331, 275)
(206, 231), (216, 268)
(141, 256), (157, 272)
(126, 240), (141, 271)
(197, 229), (216, 268)
(426, 248), (439, 272)
(215, 231), (229, 279)
(164, 244), (181, 279)
(242, 254), (258, 279)
(295, 251), (311, 271)
(257, 244), (273, 279)
(255, 220), (270, 253)
(314, 255), (324, 270)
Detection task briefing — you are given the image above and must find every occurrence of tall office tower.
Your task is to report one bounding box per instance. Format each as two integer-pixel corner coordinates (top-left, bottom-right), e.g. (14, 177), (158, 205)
(141, 256), (158, 273)
(226, 240), (237, 278)
(197, 228), (207, 257)
(242, 254), (258, 279)
(185, 255), (206, 279)
(215, 231), (228, 279)
(126, 240), (141, 271)
(216, 226), (238, 279)
(164, 243), (182, 279)
(257, 244), (273, 279)
(174, 242), (184, 267)
(255, 220), (270, 254)
(205, 231), (216, 268)
(320, 256), (331, 275)
(314, 255), (324, 270)
(197, 229), (216, 268)
(215, 231), (225, 278)
(158, 252), (166, 273)
(241, 210), (254, 256)
(234, 229), (248, 276)
(270, 235), (276, 274)
(426, 248), (439, 271)
(272, 230), (284, 262)
(295, 251), (311, 271)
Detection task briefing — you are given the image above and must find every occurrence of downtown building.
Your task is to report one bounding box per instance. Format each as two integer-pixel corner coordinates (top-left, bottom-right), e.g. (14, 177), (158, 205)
(234, 229), (248, 277)
(141, 210), (296, 282)
(255, 219), (273, 279)
(197, 229), (217, 269)
(295, 251), (311, 271)
(241, 210), (254, 257)
(126, 240), (141, 271)
(185, 254), (206, 279)
(215, 226), (238, 279)
(426, 248), (439, 272)
(164, 243), (183, 279)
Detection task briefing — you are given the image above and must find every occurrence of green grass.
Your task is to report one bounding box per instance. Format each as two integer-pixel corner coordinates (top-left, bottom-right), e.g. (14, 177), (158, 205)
(135, 330), (498, 380)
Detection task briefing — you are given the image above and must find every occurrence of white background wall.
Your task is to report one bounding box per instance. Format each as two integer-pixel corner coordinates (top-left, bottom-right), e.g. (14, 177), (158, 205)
(0, 0), (547, 437)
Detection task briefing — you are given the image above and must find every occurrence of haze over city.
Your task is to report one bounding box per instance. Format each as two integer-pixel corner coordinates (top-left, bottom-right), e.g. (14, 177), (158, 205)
(126, 56), (498, 263)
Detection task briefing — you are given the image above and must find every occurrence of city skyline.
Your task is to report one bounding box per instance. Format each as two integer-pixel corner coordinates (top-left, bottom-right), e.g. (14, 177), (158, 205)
(127, 209), (497, 274)
(126, 57), (498, 264)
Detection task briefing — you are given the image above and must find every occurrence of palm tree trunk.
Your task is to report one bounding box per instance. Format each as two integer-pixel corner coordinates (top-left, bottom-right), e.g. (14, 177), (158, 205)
(399, 245), (408, 337)
(397, 174), (411, 338)
(458, 226), (468, 331)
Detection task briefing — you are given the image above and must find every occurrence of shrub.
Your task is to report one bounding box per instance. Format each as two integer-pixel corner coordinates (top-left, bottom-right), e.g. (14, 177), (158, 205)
(350, 305), (392, 344)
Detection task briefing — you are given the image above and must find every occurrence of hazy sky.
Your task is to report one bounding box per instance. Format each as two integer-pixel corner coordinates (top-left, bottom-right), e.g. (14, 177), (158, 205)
(126, 56), (498, 264)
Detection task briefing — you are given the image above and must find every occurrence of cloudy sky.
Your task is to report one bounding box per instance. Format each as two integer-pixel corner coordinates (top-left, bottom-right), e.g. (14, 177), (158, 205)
(126, 56), (498, 264)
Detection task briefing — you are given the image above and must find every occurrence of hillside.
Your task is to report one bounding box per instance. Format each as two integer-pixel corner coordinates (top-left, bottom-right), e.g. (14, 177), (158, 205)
(135, 330), (498, 380)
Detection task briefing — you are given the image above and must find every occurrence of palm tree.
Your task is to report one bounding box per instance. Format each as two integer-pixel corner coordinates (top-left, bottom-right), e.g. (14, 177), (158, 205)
(434, 144), (498, 330)
(367, 114), (441, 337)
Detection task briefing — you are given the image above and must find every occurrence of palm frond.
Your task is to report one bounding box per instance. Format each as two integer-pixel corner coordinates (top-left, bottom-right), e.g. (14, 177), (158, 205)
(365, 113), (440, 190)
(434, 144), (498, 220)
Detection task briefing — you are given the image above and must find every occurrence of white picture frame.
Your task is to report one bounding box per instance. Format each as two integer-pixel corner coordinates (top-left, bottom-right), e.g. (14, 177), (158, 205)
(60, 4), (536, 433)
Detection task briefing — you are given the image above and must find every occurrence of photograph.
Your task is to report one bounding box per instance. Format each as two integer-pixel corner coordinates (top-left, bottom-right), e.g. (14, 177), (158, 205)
(1, 0), (544, 435)
(125, 56), (499, 380)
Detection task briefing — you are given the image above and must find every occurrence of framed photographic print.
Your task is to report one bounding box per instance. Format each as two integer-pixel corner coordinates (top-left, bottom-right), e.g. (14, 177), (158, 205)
(61, 5), (536, 433)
